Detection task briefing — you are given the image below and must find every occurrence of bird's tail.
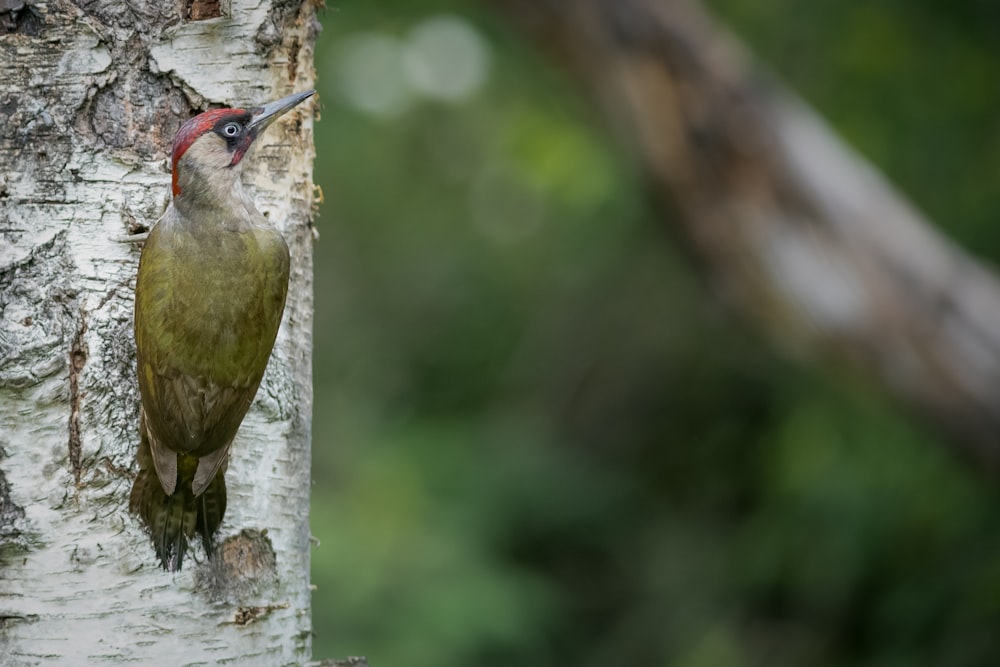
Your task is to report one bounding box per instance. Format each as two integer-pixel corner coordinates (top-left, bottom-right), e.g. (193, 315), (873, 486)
(129, 450), (227, 571)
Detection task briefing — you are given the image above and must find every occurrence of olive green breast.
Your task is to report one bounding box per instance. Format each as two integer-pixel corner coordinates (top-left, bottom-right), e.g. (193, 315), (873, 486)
(135, 215), (290, 384)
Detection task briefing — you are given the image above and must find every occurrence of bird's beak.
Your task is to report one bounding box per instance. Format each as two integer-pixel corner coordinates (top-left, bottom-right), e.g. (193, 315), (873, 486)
(246, 89), (315, 135)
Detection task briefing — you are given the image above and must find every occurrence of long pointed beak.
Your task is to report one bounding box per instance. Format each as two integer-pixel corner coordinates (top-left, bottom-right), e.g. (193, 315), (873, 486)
(247, 89), (315, 134)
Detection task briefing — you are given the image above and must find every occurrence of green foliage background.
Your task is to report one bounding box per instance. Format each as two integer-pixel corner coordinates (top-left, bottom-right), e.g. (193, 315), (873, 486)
(309, 1), (1000, 665)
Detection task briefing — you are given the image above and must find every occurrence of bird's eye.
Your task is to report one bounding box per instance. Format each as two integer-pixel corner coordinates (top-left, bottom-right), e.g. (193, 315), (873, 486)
(222, 123), (241, 137)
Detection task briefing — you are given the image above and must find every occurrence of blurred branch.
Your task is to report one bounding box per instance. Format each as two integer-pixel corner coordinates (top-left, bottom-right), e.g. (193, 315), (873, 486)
(492, 0), (1000, 471)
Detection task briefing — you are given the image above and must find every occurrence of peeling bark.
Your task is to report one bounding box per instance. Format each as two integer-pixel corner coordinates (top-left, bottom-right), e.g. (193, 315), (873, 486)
(0, 0), (318, 664)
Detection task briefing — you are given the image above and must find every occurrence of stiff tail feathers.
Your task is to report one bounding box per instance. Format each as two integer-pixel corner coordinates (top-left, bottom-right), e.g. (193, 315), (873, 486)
(196, 468), (227, 554)
(129, 458), (227, 571)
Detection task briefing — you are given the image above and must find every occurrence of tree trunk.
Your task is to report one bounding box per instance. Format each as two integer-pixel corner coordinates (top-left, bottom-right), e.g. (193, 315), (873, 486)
(493, 0), (1000, 472)
(0, 0), (319, 664)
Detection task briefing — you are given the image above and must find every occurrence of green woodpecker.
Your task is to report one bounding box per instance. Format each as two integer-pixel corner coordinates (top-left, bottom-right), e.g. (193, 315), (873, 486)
(130, 90), (314, 571)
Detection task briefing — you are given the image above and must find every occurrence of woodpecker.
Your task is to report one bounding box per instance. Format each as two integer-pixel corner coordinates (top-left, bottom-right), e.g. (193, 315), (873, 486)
(130, 89), (314, 571)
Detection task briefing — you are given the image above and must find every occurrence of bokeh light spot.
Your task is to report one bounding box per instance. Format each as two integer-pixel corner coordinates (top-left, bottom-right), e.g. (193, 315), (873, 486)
(403, 15), (492, 103)
(333, 33), (414, 117)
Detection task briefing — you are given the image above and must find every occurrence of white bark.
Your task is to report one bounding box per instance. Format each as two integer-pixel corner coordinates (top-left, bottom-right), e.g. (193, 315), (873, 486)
(0, 0), (318, 664)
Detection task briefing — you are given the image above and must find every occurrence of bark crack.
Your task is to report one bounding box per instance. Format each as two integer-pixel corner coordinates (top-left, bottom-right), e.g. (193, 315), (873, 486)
(232, 601), (289, 626)
(0, 462), (27, 554)
(68, 313), (89, 487)
(0, 613), (39, 628)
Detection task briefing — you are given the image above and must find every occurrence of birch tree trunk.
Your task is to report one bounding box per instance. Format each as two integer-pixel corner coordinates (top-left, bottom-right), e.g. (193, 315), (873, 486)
(0, 0), (319, 663)
(494, 0), (1000, 473)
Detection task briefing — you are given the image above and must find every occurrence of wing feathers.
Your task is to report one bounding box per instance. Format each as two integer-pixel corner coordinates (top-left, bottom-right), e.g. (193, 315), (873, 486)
(192, 443), (231, 497)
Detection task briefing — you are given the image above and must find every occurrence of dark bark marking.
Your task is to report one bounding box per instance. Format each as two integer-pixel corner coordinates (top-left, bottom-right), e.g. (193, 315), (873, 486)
(71, 0), (184, 32)
(253, 0), (294, 53)
(0, 613), (39, 629)
(196, 528), (278, 602)
(187, 0), (221, 21)
(233, 601), (288, 626)
(287, 39), (300, 82)
(0, 0), (42, 36)
(68, 315), (88, 486)
(122, 205), (149, 236)
(253, 0), (312, 84)
(0, 462), (27, 555)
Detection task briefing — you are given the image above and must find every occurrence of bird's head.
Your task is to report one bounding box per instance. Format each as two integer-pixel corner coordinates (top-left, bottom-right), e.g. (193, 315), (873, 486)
(170, 89), (315, 199)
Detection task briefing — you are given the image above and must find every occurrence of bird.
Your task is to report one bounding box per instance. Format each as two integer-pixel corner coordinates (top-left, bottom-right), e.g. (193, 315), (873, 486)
(129, 89), (315, 571)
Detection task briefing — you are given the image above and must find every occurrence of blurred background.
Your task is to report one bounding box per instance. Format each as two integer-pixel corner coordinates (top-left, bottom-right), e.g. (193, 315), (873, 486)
(308, 1), (1000, 665)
